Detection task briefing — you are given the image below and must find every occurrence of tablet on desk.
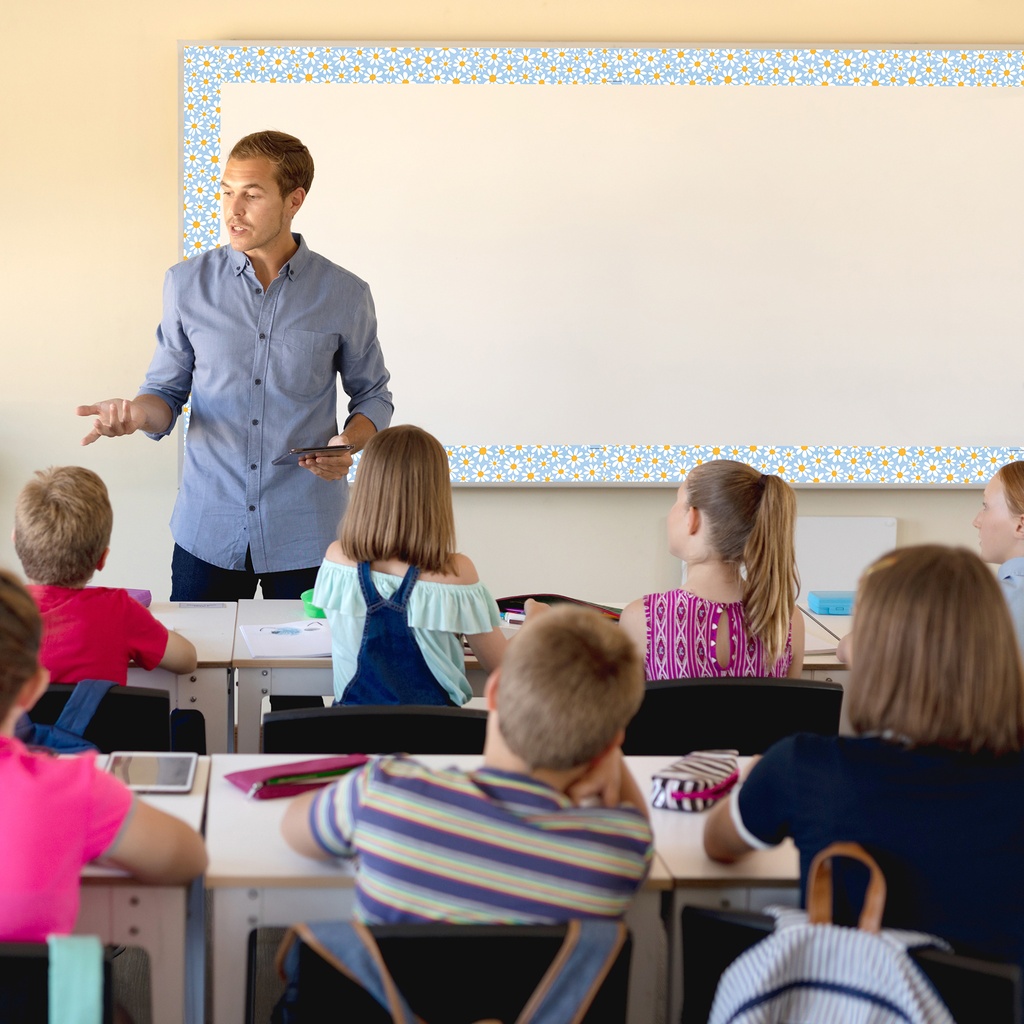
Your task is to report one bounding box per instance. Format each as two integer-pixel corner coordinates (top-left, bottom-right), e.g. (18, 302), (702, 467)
(106, 752), (198, 793)
(271, 444), (353, 466)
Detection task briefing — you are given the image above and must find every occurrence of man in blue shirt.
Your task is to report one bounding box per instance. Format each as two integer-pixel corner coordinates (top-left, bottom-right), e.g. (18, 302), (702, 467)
(77, 131), (393, 601)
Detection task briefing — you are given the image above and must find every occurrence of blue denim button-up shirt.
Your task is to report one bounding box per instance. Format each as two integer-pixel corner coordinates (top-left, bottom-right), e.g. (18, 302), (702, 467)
(139, 235), (393, 573)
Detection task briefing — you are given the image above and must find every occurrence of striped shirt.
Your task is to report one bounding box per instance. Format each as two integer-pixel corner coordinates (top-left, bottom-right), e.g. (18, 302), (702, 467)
(308, 756), (653, 924)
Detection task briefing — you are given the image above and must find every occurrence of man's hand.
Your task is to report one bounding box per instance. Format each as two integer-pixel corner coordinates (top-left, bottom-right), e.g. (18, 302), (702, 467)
(299, 434), (355, 481)
(76, 399), (143, 446)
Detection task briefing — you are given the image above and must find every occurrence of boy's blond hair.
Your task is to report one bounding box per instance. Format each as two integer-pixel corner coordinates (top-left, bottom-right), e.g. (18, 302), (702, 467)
(497, 606), (645, 771)
(848, 545), (1024, 754)
(14, 467), (113, 587)
(0, 569), (42, 720)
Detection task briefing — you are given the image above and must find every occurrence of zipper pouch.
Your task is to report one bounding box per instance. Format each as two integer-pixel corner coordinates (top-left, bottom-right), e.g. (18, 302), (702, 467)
(225, 754), (370, 800)
(650, 750), (739, 812)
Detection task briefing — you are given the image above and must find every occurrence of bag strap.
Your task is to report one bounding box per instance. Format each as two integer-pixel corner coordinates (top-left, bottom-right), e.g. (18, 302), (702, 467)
(47, 934), (104, 1024)
(53, 679), (117, 737)
(806, 840), (887, 933)
(515, 919), (627, 1024)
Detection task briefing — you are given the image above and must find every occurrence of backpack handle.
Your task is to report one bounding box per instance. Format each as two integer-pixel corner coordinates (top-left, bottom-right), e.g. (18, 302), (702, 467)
(806, 841), (886, 933)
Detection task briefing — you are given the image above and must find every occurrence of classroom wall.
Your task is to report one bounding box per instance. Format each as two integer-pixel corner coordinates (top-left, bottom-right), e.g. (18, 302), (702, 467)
(5, 0), (1019, 600)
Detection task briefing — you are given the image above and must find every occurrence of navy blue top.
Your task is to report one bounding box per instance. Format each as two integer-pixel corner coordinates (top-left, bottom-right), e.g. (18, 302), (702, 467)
(735, 734), (1024, 968)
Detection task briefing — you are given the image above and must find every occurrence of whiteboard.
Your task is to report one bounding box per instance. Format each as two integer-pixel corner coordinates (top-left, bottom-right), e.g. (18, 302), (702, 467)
(183, 43), (1024, 486)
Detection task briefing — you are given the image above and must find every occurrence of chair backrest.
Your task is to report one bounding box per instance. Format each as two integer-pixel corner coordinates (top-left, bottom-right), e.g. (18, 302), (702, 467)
(265, 923), (631, 1024)
(28, 684), (171, 753)
(622, 676), (844, 755)
(261, 705), (489, 755)
(680, 905), (1021, 1024)
(0, 942), (114, 1024)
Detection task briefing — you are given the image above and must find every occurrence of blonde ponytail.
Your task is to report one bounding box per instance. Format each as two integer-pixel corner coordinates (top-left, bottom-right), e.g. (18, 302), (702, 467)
(742, 474), (799, 667)
(685, 461), (799, 669)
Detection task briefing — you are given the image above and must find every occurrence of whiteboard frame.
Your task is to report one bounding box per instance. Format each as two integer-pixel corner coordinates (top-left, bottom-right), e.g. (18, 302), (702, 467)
(179, 41), (1024, 487)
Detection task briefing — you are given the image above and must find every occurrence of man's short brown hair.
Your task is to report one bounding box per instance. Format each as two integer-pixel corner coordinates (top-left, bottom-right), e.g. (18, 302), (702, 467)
(14, 467), (113, 587)
(228, 130), (314, 197)
(0, 569), (42, 720)
(496, 606), (645, 771)
(848, 545), (1024, 754)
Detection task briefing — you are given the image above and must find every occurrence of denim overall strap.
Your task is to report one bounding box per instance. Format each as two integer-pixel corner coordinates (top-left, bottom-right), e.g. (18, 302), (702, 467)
(340, 563), (451, 706)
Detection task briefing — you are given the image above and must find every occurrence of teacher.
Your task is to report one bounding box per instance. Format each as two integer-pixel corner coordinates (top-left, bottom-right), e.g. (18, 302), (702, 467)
(78, 131), (393, 601)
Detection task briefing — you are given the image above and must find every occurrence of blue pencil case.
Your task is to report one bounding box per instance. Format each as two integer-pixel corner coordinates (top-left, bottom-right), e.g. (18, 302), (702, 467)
(807, 591), (855, 615)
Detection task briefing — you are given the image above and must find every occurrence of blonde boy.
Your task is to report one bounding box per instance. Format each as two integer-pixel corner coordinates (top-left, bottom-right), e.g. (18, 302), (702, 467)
(14, 467), (196, 684)
(282, 606), (653, 923)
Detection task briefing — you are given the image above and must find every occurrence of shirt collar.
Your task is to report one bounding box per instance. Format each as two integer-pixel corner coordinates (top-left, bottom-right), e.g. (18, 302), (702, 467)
(228, 233), (310, 280)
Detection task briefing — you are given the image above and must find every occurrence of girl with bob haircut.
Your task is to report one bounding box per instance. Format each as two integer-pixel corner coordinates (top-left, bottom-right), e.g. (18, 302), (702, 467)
(312, 424), (507, 705)
(705, 545), (1024, 975)
(619, 459), (803, 679)
(973, 460), (1024, 653)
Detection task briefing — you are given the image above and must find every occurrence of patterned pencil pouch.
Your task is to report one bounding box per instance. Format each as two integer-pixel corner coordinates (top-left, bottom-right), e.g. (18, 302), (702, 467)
(650, 750), (740, 812)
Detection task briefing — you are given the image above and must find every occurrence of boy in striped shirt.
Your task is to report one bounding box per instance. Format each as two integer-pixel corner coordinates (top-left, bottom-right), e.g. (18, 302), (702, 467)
(281, 605), (653, 923)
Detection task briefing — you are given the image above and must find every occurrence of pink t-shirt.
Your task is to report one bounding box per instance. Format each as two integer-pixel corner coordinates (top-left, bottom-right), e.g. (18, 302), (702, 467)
(0, 736), (134, 940)
(642, 589), (793, 680)
(29, 585), (169, 685)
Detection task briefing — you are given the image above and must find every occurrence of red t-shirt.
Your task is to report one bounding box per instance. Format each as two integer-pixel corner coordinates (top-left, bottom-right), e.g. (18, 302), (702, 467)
(28, 585), (170, 685)
(0, 736), (134, 940)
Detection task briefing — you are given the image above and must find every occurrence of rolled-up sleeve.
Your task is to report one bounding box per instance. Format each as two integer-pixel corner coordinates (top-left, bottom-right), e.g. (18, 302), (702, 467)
(337, 285), (393, 432)
(138, 268), (196, 438)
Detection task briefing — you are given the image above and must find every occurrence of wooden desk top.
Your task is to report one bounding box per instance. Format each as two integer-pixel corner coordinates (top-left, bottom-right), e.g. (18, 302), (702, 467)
(150, 602), (238, 669)
(233, 599), (332, 670)
(626, 756), (798, 889)
(205, 754), (773, 892)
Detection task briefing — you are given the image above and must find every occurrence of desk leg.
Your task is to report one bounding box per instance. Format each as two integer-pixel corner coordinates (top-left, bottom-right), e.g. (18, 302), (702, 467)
(177, 667), (234, 754)
(211, 886), (357, 1024)
(235, 668), (269, 754)
(78, 885), (190, 1024)
(624, 888), (667, 1024)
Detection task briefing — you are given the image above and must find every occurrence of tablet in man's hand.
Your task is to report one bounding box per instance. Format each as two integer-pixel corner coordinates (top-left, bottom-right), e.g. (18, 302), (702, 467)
(271, 444), (354, 466)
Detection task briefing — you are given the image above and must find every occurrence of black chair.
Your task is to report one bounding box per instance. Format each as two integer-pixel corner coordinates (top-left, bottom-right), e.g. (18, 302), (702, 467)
(261, 705), (489, 755)
(28, 683), (171, 753)
(0, 942), (115, 1024)
(622, 677), (844, 755)
(260, 923), (631, 1024)
(680, 905), (1021, 1024)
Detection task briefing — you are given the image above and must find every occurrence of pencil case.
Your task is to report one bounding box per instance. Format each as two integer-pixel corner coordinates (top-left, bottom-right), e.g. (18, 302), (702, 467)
(650, 750), (739, 812)
(225, 754), (369, 799)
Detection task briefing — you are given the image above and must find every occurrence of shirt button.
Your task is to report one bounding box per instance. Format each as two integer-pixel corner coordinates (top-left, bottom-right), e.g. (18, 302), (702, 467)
(248, 505), (256, 512)
(252, 419), (259, 426)
(254, 378), (262, 385)
(259, 333), (266, 340)
(250, 463), (257, 470)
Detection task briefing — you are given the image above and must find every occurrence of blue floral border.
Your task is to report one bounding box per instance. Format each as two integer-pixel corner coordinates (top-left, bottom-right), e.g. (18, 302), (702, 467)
(181, 43), (1024, 487)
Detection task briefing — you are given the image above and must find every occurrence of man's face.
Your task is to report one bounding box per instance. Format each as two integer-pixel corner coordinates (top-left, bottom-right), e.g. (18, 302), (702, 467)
(220, 156), (302, 256)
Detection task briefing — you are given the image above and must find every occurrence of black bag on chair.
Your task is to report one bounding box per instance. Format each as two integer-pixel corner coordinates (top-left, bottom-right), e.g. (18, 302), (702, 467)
(272, 919), (631, 1024)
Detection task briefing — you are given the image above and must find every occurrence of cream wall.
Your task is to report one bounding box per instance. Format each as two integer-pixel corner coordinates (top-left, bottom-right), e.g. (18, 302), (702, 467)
(4, 0), (1018, 599)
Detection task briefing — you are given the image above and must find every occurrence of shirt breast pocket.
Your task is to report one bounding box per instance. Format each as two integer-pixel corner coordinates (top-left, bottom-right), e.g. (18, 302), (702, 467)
(276, 329), (340, 399)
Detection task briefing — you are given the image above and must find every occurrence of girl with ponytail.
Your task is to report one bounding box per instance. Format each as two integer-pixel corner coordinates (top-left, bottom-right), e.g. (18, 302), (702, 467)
(620, 460), (803, 679)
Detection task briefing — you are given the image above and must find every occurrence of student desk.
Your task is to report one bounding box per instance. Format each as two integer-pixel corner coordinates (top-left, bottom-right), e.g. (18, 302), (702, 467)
(79, 756), (210, 1024)
(128, 601), (238, 753)
(626, 756), (800, 1024)
(205, 753), (671, 1024)
(232, 600), (333, 753)
(232, 601), (490, 753)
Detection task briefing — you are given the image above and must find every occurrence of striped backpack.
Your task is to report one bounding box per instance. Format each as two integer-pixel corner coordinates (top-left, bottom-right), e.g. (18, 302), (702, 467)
(709, 842), (955, 1024)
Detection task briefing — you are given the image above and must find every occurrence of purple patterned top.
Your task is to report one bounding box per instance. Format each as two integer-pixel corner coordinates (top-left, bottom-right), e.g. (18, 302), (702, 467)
(642, 589), (793, 680)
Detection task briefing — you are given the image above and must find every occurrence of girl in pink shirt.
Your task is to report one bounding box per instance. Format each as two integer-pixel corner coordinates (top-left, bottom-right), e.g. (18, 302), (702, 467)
(620, 460), (804, 680)
(0, 569), (206, 942)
